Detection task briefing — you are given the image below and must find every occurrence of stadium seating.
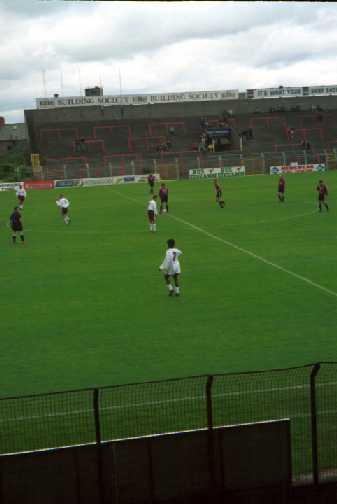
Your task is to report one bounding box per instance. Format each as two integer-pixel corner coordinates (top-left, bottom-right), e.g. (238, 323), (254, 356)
(33, 109), (337, 176)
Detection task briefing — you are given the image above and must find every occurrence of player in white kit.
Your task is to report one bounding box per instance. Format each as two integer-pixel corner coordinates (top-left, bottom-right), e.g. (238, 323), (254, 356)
(147, 195), (158, 232)
(159, 238), (182, 296)
(16, 184), (26, 209)
(56, 194), (71, 224)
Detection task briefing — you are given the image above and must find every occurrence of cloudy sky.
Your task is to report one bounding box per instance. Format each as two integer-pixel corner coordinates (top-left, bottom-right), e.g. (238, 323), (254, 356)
(1, 0), (337, 123)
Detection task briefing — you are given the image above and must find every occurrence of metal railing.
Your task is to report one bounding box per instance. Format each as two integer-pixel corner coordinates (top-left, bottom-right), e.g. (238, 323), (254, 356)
(39, 149), (337, 181)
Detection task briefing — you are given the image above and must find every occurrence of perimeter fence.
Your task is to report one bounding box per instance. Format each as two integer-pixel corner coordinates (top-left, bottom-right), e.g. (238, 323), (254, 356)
(40, 148), (337, 181)
(3, 148), (336, 182)
(1, 362), (337, 485)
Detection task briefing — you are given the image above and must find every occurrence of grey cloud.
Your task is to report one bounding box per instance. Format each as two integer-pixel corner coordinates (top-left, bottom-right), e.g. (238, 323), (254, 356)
(45, 2), (335, 64)
(2, 1), (337, 123)
(1, 0), (78, 17)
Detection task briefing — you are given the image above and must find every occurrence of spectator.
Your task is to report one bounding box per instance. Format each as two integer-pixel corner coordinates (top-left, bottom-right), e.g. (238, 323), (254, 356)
(288, 128), (295, 140)
(169, 126), (175, 135)
(198, 142), (206, 153)
(166, 139), (172, 149)
(207, 139), (215, 153)
(80, 138), (86, 152)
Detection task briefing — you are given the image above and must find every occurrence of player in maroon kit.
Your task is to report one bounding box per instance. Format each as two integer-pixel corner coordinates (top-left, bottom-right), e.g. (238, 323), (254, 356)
(214, 178), (225, 208)
(159, 183), (169, 213)
(147, 173), (155, 194)
(317, 180), (329, 212)
(9, 206), (25, 245)
(278, 175), (285, 202)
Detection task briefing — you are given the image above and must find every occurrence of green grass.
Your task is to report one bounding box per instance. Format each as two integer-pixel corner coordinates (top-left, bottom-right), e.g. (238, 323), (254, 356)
(1, 172), (337, 478)
(1, 173), (337, 395)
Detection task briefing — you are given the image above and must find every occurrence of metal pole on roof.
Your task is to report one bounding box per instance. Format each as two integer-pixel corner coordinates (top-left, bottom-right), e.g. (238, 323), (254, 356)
(118, 68), (123, 102)
(60, 66), (64, 96)
(78, 66), (82, 96)
(42, 70), (47, 98)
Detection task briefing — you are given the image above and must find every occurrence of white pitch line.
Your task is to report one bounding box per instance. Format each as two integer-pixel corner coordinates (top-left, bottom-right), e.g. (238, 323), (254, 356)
(113, 189), (337, 299)
(170, 213), (337, 299)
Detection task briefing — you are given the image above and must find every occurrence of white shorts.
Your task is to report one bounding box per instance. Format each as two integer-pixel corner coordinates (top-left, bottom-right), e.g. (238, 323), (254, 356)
(166, 264), (181, 276)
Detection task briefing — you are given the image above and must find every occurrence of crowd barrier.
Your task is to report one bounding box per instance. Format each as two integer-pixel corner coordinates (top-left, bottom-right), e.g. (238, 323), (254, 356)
(0, 421), (292, 504)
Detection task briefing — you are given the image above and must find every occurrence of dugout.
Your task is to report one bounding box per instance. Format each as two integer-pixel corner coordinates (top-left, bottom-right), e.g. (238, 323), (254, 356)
(204, 127), (232, 151)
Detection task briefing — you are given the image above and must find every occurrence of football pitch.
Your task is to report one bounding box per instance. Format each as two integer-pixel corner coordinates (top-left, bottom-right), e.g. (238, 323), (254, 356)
(1, 172), (337, 399)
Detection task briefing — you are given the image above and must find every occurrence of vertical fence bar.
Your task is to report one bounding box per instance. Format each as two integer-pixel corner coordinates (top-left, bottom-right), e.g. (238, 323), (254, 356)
(260, 152), (266, 173)
(310, 363), (320, 485)
(206, 375), (217, 499)
(206, 375), (214, 431)
(303, 149), (307, 165)
(175, 158), (180, 180)
(93, 388), (104, 504)
(93, 388), (102, 445)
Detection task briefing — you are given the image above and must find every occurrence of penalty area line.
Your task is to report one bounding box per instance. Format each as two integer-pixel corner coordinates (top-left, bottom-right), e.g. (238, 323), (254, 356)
(112, 188), (337, 299)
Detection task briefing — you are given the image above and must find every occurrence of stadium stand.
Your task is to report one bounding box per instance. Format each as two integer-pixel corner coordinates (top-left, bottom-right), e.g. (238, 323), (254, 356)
(23, 94), (337, 181)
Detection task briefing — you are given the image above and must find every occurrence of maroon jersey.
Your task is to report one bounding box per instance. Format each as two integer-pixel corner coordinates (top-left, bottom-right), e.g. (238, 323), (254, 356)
(10, 209), (23, 231)
(278, 177), (285, 189)
(159, 187), (168, 201)
(148, 175), (155, 186)
(214, 182), (222, 200)
(317, 183), (328, 200)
